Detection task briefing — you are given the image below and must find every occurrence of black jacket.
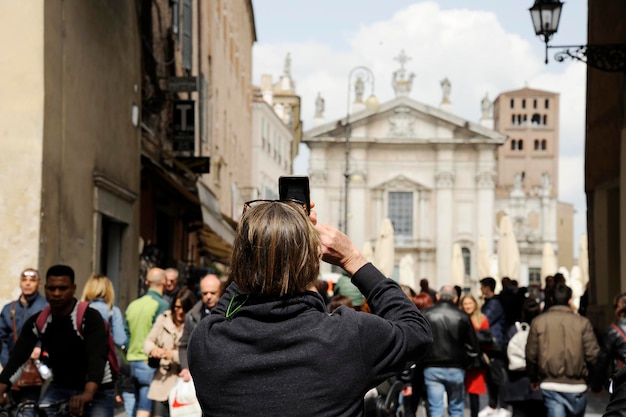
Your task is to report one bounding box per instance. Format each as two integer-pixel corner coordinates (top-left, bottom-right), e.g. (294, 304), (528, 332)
(422, 301), (478, 369)
(590, 318), (626, 392)
(188, 263), (432, 417)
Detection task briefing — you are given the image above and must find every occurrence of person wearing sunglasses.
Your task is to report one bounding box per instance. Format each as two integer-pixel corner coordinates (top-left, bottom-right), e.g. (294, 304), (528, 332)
(188, 199), (433, 416)
(0, 268), (48, 408)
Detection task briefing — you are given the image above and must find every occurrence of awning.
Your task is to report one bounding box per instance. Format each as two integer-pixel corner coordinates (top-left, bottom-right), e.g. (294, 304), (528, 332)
(196, 181), (235, 265)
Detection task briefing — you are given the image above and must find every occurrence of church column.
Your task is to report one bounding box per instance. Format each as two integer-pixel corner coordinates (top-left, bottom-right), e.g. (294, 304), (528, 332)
(349, 147), (368, 249)
(476, 145), (496, 257)
(435, 145), (455, 288)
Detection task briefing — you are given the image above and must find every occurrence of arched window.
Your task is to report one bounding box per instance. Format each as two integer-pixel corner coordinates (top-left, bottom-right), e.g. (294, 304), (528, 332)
(511, 139), (516, 150)
(541, 139), (547, 150)
(531, 113), (541, 125)
(533, 99), (537, 109)
(518, 139), (524, 150)
(510, 99), (514, 109)
(543, 115), (548, 125)
(534, 139), (539, 150)
(522, 99), (526, 109)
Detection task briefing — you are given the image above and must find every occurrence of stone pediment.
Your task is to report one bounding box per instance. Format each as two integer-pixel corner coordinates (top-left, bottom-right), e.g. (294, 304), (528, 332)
(371, 174), (430, 192)
(304, 95), (506, 145)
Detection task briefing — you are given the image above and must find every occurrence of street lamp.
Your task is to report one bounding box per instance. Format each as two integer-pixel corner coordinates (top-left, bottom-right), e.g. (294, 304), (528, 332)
(343, 66), (379, 235)
(529, 0), (626, 72)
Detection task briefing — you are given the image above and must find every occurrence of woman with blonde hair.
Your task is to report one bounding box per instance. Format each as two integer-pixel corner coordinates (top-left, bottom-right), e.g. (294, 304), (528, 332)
(460, 293), (489, 417)
(81, 274), (127, 348)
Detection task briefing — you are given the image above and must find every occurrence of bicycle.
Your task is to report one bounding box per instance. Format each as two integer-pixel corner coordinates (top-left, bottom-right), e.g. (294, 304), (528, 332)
(0, 400), (69, 417)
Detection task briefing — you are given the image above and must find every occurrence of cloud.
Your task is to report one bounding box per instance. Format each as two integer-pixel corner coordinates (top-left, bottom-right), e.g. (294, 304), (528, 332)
(253, 0), (587, 249)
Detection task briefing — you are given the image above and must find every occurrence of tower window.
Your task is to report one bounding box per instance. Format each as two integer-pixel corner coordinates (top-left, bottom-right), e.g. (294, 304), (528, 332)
(543, 115), (548, 125)
(534, 139), (539, 150)
(522, 99), (526, 109)
(518, 139), (523, 150)
(511, 139), (516, 150)
(545, 99), (550, 109)
(541, 139), (547, 150)
(510, 99), (514, 109)
(533, 99), (537, 109)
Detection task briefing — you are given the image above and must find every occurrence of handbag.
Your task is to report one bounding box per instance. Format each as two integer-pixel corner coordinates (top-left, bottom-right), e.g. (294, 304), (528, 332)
(10, 301), (44, 390)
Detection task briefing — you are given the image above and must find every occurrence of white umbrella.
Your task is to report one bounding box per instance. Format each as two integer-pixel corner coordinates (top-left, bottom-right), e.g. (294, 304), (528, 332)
(540, 241), (558, 288)
(399, 254), (416, 289)
(578, 235), (589, 287)
(477, 236), (491, 280)
(374, 218), (395, 278)
(497, 215), (520, 282)
(362, 241), (375, 264)
(569, 265), (584, 311)
(451, 243), (465, 287)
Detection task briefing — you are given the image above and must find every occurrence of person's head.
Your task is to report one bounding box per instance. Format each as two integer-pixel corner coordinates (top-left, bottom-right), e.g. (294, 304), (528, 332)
(172, 288), (196, 325)
(614, 292), (626, 319)
(552, 283), (572, 306)
(45, 264), (77, 313)
(501, 277), (512, 291)
(400, 285), (417, 299)
(199, 273), (222, 310)
(328, 294), (353, 313)
(413, 292), (434, 310)
(544, 275), (554, 289)
(521, 298), (541, 322)
(479, 277), (496, 298)
(146, 268), (166, 292)
(164, 268), (179, 293)
(81, 273), (116, 308)
(230, 200), (320, 296)
(461, 293), (480, 316)
(19, 268), (40, 297)
(437, 285), (457, 304)
(553, 272), (566, 285)
(419, 278), (430, 291)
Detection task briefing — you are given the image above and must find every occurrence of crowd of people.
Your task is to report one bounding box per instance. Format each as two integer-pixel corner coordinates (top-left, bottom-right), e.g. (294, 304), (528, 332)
(0, 198), (624, 417)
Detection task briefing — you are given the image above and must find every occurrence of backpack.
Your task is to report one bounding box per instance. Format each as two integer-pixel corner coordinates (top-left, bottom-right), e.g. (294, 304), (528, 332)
(35, 301), (120, 377)
(507, 321), (530, 371)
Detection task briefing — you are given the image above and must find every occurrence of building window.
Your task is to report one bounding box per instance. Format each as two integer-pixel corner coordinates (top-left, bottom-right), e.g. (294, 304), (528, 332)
(182, 0), (193, 71)
(531, 113), (541, 125)
(510, 98), (514, 108)
(511, 139), (516, 150)
(541, 139), (547, 150)
(534, 139), (539, 150)
(388, 192), (413, 237)
(518, 139), (523, 150)
(545, 99), (550, 109)
(522, 99), (526, 109)
(462, 247), (471, 278)
(511, 114), (516, 125)
(533, 99), (537, 109)
(543, 115), (548, 125)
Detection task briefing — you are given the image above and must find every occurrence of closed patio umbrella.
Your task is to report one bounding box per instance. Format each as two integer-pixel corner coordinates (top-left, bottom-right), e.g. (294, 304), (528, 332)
(451, 243), (465, 287)
(399, 254), (416, 289)
(477, 236), (491, 280)
(497, 215), (520, 282)
(540, 241), (557, 288)
(374, 218), (395, 278)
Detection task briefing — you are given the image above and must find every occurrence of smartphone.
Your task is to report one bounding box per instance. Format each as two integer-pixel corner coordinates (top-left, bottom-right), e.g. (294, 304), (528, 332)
(278, 176), (311, 215)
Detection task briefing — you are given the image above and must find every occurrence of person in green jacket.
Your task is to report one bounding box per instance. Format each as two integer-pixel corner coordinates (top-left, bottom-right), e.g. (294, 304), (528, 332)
(124, 268), (169, 417)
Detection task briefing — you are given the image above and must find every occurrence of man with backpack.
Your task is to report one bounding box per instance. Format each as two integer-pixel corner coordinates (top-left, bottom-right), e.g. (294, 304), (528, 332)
(0, 264), (114, 417)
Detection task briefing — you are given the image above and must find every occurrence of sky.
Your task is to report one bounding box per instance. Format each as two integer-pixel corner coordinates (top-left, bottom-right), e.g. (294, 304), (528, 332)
(251, 0), (588, 257)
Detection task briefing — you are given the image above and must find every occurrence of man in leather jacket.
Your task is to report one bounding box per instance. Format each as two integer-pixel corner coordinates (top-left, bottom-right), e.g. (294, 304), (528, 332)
(422, 285), (479, 417)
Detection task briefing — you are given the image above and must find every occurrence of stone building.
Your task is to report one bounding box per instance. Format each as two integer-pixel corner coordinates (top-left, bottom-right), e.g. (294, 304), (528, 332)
(0, 2), (142, 307)
(304, 54), (507, 290)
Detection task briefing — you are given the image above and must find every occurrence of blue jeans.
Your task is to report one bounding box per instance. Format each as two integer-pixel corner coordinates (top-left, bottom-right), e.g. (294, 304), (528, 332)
(121, 391), (136, 417)
(541, 389), (587, 417)
(39, 384), (114, 417)
(129, 361), (156, 414)
(423, 367), (465, 417)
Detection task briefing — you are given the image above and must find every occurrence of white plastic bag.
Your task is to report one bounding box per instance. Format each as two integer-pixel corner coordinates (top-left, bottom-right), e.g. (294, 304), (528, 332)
(169, 377), (202, 417)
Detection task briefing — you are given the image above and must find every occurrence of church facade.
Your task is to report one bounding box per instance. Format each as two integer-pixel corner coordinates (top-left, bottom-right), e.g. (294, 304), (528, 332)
(303, 53), (569, 292)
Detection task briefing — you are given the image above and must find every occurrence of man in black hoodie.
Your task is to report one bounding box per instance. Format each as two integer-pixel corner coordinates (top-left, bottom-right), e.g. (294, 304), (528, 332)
(189, 199), (432, 417)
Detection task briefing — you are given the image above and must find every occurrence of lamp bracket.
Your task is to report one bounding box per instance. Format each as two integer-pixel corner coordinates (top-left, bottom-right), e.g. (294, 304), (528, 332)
(547, 43), (626, 72)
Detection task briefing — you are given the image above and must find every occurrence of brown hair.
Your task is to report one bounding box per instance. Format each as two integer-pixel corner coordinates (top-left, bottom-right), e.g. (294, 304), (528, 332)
(328, 295), (353, 313)
(413, 292), (434, 310)
(230, 201), (320, 296)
